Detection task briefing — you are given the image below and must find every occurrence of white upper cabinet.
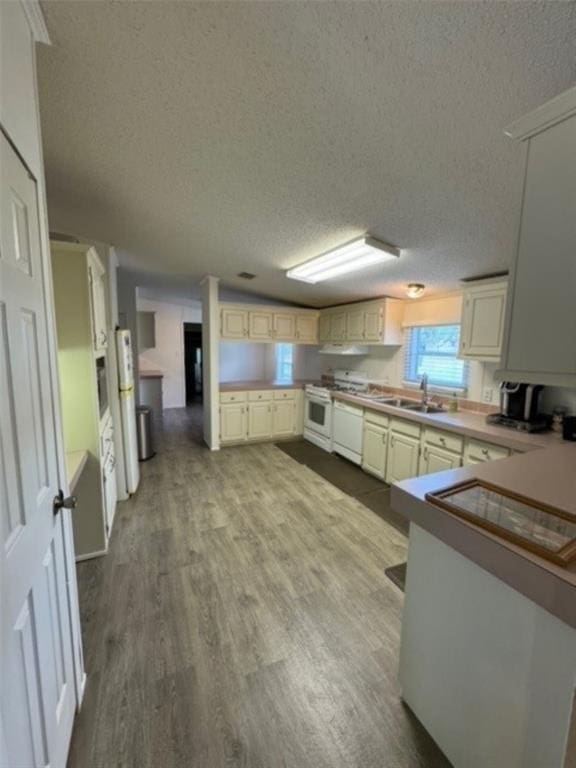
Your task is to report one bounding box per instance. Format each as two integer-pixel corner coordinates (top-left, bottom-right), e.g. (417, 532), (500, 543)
(318, 298), (403, 345)
(220, 304), (318, 343)
(87, 250), (108, 353)
(273, 312), (297, 340)
(497, 86), (576, 386)
(221, 307), (248, 339)
(249, 311), (273, 340)
(295, 313), (318, 342)
(459, 281), (507, 361)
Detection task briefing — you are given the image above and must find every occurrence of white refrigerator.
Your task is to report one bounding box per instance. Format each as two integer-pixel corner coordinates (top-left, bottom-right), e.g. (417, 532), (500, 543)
(116, 329), (140, 494)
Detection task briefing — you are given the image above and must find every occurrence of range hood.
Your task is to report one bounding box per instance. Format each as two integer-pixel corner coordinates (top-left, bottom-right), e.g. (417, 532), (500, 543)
(319, 344), (369, 356)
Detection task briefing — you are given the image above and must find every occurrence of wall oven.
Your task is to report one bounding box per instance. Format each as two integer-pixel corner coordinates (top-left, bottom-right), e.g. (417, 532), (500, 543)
(96, 356), (109, 419)
(304, 387), (333, 452)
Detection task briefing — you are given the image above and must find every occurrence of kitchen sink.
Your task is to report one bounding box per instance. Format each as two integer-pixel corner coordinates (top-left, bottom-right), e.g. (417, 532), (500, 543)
(402, 403), (446, 414)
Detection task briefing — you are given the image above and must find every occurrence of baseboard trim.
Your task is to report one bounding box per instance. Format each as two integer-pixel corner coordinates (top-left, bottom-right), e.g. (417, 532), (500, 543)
(75, 548), (107, 563)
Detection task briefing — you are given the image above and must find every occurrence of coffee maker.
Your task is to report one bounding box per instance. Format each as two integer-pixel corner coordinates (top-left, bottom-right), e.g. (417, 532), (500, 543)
(486, 382), (549, 432)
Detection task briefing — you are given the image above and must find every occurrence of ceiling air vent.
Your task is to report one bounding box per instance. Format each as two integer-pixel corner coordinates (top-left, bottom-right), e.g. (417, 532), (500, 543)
(237, 272), (256, 280)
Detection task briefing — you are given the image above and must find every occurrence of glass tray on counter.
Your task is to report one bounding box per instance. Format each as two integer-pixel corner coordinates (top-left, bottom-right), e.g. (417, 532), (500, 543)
(425, 479), (576, 567)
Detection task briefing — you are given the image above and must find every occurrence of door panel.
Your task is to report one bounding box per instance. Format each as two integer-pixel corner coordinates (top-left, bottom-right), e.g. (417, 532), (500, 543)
(319, 313), (331, 342)
(386, 432), (419, 484)
(420, 445), (461, 476)
(248, 402), (272, 440)
(221, 308), (247, 339)
(362, 422), (387, 479)
(249, 311), (273, 340)
(346, 309), (364, 340)
(296, 314), (317, 342)
(220, 403), (246, 442)
(273, 400), (296, 437)
(364, 307), (381, 341)
(1, 132), (76, 768)
(331, 312), (347, 341)
(273, 313), (296, 340)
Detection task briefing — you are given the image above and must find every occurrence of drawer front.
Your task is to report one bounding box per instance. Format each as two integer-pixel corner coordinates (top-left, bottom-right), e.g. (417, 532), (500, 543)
(248, 390), (273, 402)
(390, 417), (421, 440)
(220, 391), (247, 404)
(273, 389), (297, 400)
(364, 409), (390, 429)
(423, 428), (463, 455)
(465, 438), (510, 463)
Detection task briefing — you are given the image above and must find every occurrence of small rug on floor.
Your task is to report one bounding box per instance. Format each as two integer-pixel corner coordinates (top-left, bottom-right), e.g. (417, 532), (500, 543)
(385, 562), (407, 592)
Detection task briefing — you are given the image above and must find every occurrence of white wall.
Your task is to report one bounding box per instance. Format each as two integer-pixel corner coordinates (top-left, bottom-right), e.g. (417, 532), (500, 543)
(219, 343), (267, 382)
(137, 297), (202, 409)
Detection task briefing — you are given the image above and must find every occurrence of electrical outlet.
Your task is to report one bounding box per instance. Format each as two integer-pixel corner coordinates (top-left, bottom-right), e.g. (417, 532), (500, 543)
(482, 387), (495, 403)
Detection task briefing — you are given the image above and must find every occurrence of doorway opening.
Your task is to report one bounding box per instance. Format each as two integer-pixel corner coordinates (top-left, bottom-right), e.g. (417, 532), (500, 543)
(184, 322), (203, 403)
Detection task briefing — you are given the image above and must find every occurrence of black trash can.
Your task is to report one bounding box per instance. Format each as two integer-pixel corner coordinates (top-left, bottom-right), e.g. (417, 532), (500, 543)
(136, 405), (155, 461)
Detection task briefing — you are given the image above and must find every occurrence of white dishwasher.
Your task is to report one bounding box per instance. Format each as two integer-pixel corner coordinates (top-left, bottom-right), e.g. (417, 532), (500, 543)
(332, 399), (364, 464)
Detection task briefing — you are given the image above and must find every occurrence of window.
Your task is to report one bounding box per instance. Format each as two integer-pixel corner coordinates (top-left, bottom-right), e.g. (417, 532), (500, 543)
(404, 325), (469, 390)
(275, 343), (294, 382)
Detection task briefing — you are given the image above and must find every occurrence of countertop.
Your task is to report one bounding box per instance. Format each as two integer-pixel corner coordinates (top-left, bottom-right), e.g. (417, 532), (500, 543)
(220, 379), (312, 391)
(333, 391), (563, 453)
(139, 369), (163, 379)
(392, 443), (576, 628)
(65, 450), (89, 492)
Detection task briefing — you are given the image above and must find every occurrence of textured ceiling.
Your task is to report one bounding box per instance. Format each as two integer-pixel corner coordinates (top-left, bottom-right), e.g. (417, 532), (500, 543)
(38, 1), (576, 307)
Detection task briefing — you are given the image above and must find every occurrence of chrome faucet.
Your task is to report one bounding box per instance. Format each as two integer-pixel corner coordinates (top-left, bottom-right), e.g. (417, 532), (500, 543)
(420, 373), (429, 405)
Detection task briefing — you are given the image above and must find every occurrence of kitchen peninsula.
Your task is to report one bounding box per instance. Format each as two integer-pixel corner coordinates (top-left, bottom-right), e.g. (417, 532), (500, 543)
(392, 444), (576, 768)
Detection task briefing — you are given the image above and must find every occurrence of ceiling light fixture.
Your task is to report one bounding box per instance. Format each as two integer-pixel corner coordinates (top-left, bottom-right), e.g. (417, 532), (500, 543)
(286, 236), (401, 284)
(406, 283), (425, 299)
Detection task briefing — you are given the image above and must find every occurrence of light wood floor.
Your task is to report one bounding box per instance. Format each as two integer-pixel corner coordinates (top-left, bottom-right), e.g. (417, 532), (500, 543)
(68, 406), (450, 768)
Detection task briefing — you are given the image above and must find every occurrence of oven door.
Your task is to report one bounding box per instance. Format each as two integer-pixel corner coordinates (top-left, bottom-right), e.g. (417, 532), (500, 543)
(305, 395), (332, 438)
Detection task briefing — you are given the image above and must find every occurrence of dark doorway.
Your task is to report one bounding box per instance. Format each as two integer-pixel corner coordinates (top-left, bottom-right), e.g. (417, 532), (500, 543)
(184, 322), (203, 403)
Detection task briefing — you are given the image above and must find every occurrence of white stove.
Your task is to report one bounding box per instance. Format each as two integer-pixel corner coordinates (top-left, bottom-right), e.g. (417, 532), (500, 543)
(304, 371), (368, 453)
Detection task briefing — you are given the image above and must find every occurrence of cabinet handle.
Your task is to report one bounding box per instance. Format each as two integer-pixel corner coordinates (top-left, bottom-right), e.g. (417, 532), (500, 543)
(440, 437), (446, 445)
(424, 447), (428, 459)
(390, 436), (395, 447)
(482, 448), (490, 456)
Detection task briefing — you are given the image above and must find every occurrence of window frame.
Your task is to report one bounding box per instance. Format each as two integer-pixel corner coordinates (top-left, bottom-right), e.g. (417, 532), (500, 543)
(403, 324), (469, 393)
(275, 342), (294, 383)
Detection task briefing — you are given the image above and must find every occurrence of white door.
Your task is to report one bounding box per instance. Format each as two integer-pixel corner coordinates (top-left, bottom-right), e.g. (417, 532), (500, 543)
(1, 133), (77, 768)
(460, 285), (507, 360)
(295, 314), (317, 343)
(220, 403), (247, 442)
(419, 444), (461, 476)
(362, 422), (388, 479)
(346, 309), (365, 340)
(318, 313), (331, 342)
(273, 312), (296, 341)
(272, 400), (296, 437)
(221, 308), (247, 339)
(386, 432), (420, 484)
(249, 311), (273, 340)
(247, 402), (272, 440)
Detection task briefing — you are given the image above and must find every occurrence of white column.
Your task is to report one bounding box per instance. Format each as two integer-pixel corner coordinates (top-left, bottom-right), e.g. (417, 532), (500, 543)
(200, 275), (220, 450)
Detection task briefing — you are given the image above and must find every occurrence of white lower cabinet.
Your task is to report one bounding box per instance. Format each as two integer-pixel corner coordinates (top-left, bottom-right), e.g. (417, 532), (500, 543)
(247, 401), (272, 440)
(272, 400), (296, 437)
(386, 419), (421, 484)
(220, 402), (247, 443)
(420, 444), (461, 475)
(362, 421), (388, 479)
(220, 390), (300, 443)
(464, 438), (510, 466)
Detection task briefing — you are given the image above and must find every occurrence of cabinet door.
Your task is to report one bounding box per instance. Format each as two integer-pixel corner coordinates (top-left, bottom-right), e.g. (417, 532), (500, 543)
(319, 313), (332, 342)
(220, 403), (247, 442)
(386, 432), (420, 484)
(502, 115), (576, 382)
(88, 256), (107, 352)
(250, 311), (274, 340)
(362, 422), (388, 479)
(460, 285), (507, 360)
(364, 306), (382, 342)
(273, 312), (296, 340)
(221, 308), (248, 339)
(346, 309), (365, 341)
(247, 402), (272, 440)
(296, 314), (318, 343)
(272, 400), (296, 437)
(331, 312), (347, 341)
(420, 444), (461, 476)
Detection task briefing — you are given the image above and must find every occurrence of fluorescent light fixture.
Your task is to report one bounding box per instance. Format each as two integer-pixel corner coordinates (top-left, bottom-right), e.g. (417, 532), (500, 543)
(286, 236), (400, 283)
